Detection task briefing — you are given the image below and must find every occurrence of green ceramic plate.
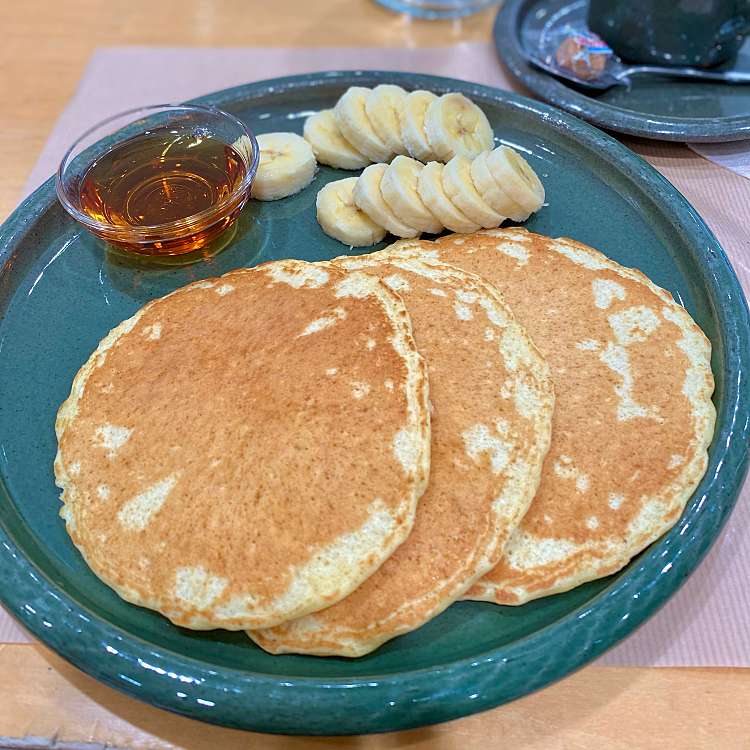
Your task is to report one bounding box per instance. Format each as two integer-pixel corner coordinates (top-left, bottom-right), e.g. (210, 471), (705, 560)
(0, 71), (748, 736)
(495, 0), (750, 142)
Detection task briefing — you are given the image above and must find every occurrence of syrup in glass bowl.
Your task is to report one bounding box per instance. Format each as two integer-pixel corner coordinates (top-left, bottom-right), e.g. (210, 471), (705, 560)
(57, 105), (258, 257)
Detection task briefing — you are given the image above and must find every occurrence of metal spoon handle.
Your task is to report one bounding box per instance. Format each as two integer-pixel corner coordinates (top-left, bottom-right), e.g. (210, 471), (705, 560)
(618, 65), (750, 84)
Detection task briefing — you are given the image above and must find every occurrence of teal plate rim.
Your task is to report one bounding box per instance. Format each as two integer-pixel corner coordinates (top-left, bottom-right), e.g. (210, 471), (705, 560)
(494, 0), (750, 142)
(0, 71), (749, 736)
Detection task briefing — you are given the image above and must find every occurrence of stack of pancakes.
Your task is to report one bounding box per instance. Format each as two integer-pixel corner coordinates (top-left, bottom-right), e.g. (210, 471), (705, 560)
(55, 229), (715, 657)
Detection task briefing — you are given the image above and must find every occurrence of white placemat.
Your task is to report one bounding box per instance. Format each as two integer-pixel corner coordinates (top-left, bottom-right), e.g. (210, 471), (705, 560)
(6, 45), (749, 668)
(690, 141), (750, 180)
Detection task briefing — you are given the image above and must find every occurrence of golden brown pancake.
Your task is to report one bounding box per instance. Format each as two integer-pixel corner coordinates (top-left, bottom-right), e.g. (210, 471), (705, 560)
(383, 228), (715, 604)
(54, 260), (431, 630)
(249, 257), (554, 655)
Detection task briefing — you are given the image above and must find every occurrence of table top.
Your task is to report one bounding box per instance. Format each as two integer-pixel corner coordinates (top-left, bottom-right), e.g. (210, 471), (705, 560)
(1, 1), (749, 747)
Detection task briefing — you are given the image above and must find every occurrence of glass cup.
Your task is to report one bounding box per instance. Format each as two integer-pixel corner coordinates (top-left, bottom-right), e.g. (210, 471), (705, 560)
(375, 0), (500, 19)
(56, 104), (259, 257)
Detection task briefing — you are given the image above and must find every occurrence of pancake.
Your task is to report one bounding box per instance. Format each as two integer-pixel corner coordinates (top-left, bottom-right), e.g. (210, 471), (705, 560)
(54, 260), (431, 630)
(382, 228), (716, 604)
(250, 257), (554, 656)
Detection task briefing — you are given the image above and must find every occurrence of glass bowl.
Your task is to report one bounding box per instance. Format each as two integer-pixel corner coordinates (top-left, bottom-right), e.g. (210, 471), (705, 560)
(56, 104), (259, 256)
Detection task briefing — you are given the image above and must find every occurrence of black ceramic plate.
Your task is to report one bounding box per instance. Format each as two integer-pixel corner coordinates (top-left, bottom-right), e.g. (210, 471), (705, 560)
(495, 0), (750, 141)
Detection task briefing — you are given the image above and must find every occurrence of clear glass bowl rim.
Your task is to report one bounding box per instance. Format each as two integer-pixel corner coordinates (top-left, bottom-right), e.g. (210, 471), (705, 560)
(55, 103), (260, 241)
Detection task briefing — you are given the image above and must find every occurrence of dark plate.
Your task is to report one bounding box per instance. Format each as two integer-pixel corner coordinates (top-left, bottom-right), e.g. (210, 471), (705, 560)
(495, 0), (750, 142)
(0, 71), (748, 735)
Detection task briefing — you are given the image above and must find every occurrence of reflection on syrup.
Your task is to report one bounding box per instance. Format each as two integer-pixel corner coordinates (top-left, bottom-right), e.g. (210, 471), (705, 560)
(78, 128), (249, 256)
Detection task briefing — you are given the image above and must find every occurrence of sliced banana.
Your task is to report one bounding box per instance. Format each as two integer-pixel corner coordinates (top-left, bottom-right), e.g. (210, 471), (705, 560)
(353, 163), (420, 239)
(251, 132), (318, 201)
(424, 93), (494, 162)
(470, 151), (530, 222)
(316, 177), (386, 247)
(417, 161), (481, 234)
(366, 84), (409, 157)
(303, 110), (370, 170)
(486, 146), (545, 215)
(399, 90), (438, 163)
(334, 87), (394, 164)
(381, 156), (443, 235)
(442, 154), (504, 229)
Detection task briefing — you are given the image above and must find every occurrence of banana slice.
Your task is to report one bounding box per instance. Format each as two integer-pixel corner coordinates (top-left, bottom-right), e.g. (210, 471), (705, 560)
(486, 146), (545, 215)
(334, 87), (394, 164)
(399, 90), (438, 163)
(303, 110), (370, 170)
(381, 156), (443, 235)
(424, 93), (494, 162)
(316, 177), (386, 247)
(470, 151), (530, 222)
(442, 154), (504, 229)
(353, 163), (420, 239)
(417, 161), (481, 234)
(365, 84), (409, 157)
(251, 132), (318, 201)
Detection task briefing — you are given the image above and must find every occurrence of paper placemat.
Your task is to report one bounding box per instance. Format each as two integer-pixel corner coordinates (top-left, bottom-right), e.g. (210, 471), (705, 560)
(690, 140), (750, 181)
(7, 45), (750, 668)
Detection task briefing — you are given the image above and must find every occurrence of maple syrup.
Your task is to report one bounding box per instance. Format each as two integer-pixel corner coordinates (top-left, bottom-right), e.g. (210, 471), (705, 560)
(78, 127), (249, 255)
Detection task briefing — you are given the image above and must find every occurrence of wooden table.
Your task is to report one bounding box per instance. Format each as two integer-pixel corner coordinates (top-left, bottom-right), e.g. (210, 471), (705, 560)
(1, 2), (748, 747)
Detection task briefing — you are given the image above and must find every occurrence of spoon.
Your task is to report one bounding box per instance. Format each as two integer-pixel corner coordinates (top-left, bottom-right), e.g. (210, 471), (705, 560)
(528, 53), (750, 90)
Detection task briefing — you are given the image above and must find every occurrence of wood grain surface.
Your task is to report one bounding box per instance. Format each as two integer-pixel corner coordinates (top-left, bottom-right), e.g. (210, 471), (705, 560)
(0, 644), (748, 749)
(1, 1), (749, 747)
